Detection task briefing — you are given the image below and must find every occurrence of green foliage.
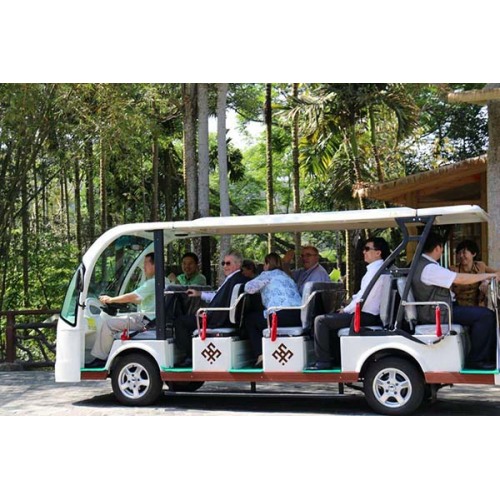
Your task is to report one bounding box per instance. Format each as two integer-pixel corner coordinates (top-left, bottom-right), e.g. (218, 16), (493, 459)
(3, 231), (77, 311)
(0, 82), (490, 318)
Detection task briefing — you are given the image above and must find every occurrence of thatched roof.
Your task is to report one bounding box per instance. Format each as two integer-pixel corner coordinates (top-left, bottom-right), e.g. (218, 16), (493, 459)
(354, 155), (487, 207)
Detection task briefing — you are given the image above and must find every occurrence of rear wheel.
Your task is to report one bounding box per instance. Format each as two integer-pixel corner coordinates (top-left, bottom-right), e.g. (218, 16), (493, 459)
(165, 381), (205, 392)
(364, 356), (424, 415)
(111, 353), (162, 406)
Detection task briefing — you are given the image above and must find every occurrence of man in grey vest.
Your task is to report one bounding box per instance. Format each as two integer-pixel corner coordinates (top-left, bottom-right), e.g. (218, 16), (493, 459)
(412, 232), (500, 370)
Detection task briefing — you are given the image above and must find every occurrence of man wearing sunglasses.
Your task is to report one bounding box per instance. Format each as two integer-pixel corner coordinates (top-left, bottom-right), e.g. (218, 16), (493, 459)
(283, 245), (330, 295)
(308, 237), (390, 370)
(173, 250), (249, 367)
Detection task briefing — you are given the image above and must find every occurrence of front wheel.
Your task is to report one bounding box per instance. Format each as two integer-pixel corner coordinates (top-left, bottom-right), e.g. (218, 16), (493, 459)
(364, 356), (424, 416)
(111, 353), (162, 406)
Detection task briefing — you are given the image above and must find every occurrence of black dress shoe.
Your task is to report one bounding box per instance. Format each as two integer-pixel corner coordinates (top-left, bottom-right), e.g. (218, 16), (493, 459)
(85, 358), (106, 369)
(466, 361), (496, 370)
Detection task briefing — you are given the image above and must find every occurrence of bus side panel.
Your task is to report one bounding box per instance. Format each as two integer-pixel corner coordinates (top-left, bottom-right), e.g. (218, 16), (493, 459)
(341, 334), (465, 374)
(55, 327), (82, 382)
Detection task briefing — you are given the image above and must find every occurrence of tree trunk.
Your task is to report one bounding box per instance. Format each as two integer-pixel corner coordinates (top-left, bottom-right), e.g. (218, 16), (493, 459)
(152, 135), (159, 221)
(41, 161), (48, 227)
(291, 83), (302, 257)
(33, 162), (39, 234)
(198, 83), (210, 219)
(63, 163), (71, 241)
(182, 83), (198, 220)
(74, 158), (83, 259)
(85, 140), (95, 243)
(198, 83), (211, 282)
(0, 228), (12, 311)
(217, 83), (231, 284)
(163, 147), (173, 223)
(22, 176), (30, 307)
(99, 137), (107, 234)
(265, 83), (275, 251)
(344, 229), (352, 298)
(369, 105), (384, 183)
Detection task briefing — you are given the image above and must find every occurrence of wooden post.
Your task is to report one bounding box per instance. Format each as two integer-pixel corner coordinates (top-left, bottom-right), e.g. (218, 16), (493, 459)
(487, 98), (500, 268)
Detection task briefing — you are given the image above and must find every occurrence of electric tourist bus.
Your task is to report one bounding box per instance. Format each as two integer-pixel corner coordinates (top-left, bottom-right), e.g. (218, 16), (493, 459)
(55, 205), (500, 415)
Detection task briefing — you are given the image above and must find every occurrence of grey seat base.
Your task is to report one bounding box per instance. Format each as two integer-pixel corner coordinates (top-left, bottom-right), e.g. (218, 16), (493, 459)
(192, 328), (237, 338)
(262, 327), (305, 338)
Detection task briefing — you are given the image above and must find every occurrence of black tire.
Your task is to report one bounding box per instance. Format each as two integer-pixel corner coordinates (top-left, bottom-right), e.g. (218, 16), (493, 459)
(165, 381), (205, 392)
(364, 356), (425, 416)
(111, 353), (162, 406)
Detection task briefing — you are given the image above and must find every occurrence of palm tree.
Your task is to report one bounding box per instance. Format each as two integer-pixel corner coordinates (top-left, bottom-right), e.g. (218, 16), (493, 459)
(284, 83), (419, 294)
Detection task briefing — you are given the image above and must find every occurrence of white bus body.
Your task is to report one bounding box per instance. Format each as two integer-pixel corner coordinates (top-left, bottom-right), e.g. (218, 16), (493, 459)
(55, 205), (500, 415)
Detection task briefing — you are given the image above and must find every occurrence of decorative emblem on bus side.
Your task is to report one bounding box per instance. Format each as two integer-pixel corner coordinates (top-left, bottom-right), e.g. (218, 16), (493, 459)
(201, 342), (222, 364)
(272, 343), (294, 365)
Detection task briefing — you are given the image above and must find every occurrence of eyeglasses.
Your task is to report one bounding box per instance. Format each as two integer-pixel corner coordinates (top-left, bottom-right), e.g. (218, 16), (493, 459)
(363, 246), (377, 252)
(221, 261), (232, 266)
(301, 253), (318, 258)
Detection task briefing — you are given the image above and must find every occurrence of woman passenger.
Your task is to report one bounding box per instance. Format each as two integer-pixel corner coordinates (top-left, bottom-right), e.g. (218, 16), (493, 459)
(243, 252), (302, 367)
(450, 240), (498, 307)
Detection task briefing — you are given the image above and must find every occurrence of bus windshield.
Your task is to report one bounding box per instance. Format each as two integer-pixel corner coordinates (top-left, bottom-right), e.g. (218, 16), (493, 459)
(88, 235), (152, 300)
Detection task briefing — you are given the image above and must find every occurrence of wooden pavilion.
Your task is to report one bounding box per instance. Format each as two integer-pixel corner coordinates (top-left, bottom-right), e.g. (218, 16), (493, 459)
(354, 155), (489, 264)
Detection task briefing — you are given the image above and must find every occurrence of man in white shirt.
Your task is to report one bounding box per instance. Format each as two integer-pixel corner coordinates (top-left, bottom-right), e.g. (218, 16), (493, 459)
(412, 231), (500, 370)
(308, 237), (390, 370)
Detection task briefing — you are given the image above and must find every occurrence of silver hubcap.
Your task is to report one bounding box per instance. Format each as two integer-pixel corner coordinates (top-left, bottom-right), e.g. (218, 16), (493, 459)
(372, 367), (412, 408)
(118, 362), (151, 400)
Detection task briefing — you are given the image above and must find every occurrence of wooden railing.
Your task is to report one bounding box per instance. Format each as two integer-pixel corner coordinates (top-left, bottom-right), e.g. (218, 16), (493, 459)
(0, 309), (59, 368)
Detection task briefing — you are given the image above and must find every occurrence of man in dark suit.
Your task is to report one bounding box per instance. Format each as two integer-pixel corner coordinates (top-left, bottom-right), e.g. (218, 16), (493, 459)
(174, 250), (249, 367)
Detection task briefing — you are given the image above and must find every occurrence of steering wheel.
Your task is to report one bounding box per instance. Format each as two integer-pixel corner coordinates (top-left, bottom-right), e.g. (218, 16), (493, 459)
(85, 297), (104, 317)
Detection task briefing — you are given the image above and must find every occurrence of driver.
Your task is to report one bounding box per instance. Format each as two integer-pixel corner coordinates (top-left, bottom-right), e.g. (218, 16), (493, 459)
(86, 252), (159, 368)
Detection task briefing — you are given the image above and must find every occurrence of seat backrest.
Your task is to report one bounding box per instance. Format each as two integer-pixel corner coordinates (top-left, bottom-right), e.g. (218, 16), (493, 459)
(228, 284), (244, 324)
(301, 281), (346, 330)
(378, 275), (395, 327)
(396, 277), (418, 326)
